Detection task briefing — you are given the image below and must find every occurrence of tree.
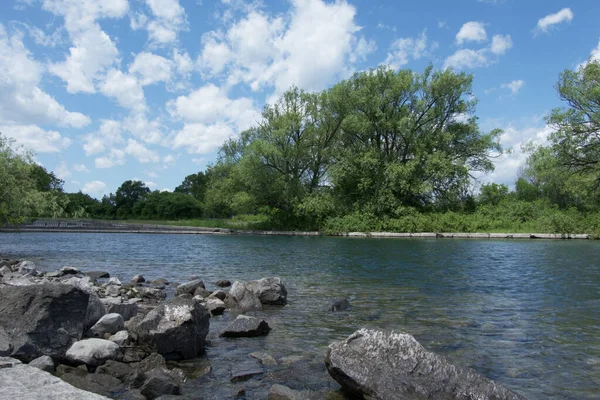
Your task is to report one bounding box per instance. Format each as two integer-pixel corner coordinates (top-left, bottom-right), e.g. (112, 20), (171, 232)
(30, 164), (64, 192)
(174, 172), (208, 201)
(115, 180), (150, 218)
(478, 183), (509, 206)
(547, 60), (600, 187)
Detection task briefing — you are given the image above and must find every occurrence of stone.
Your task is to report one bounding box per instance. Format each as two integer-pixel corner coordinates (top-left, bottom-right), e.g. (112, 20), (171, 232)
(268, 384), (304, 400)
(60, 372), (122, 397)
(167, 358), (212, 379)
(229, 281), (262, 311)
(108, 330), (130, 346)
(230, 363), (263, 382)
(88, 313), (125, 338)
(17, 260), (39, 276)
(175, 279), (205, 296)
(28, 355), (55, 373)
(95, 360), (135, 382)
(0, 326), (13, 356)
(61, 266), (80, 275)
(151, 278), (169, 286)
(140, 370), (181, 400)
(137, 287), (166, 301)
(250, 351), (277, 365)
(325, 328), (527, 400)
(329, 298), (351, 312)
(129, 297), (210, 360)
(62, 276), (106, 330)
(107, 277), (122, 286)
(209, 289), (227, 301)
(215, 279), (231, 287)
(0, 358), (109, 399)
(0, 283), (89, 362)
(246, 277), (288, 305)
(193, 287), (212, 298)
(204, 298), (226, 316)
(220, 315), (271, 338)
(105, 284), (121, 297)
(85, 271), (111, 279)
(131, 275), (145, 285)
(102, 299), (138, 321)
(66, 338), (120, 367)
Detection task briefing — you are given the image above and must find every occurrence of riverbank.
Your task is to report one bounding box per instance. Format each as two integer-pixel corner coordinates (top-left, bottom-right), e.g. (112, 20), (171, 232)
(0, 219), (592, 239)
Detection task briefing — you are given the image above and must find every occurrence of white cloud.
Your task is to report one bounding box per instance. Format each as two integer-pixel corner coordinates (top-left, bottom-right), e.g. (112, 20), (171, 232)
(54, 161), (71, 180)
(170, 122), (235, 155)
(144, 0), (187, 45)
(82, 119), (123, 155)
(99, 69), (146, 113)
(536, 8), (573, 33)
(490, 34), (512, 55)
(590, 40), (600, 62)
(125, 139), (160, 163)
(27, 25), (63, 47)
(501, 80), (524, 95)
(44, 0), (129, 93)
(144, 181), (158, 189)
(456, 21), (487, 45)
(73, 163), (89, 172)
(129, 52), (173, 86)
(123, 114), (163, 144)
(82, 180), (108, 197)
(95, 148), (126, 168)
(163, 154), (176, 166)
(0, 26), (90, 128)
(384, 30), (432, 69)
(0, 124), (71, 153)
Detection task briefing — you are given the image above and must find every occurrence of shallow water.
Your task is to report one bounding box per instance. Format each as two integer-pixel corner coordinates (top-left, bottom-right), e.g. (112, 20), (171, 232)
(1, 232), (599, 399)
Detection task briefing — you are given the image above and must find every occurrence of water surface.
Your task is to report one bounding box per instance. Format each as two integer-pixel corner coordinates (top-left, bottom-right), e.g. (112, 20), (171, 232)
(1, 232), (599, 399)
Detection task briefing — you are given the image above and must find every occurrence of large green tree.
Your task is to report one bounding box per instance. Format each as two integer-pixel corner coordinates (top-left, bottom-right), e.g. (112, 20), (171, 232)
(115, 180), (150, 218)
(174, 172), (208, 201)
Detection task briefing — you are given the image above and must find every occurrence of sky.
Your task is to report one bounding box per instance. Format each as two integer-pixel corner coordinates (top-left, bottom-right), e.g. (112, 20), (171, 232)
(1, 0), (599, 198)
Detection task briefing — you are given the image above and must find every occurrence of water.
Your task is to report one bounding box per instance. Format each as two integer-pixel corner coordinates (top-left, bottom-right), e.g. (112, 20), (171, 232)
(1, 232), (599, 399)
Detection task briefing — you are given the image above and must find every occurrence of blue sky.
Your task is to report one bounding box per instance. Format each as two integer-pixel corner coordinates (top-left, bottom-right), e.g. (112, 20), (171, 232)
(1, 0), (599, 198)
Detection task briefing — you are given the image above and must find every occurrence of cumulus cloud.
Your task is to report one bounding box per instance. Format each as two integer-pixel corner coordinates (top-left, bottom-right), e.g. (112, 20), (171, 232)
(82, 180), (108, 197)
(83, 119), (123, 156)
(456, 21), (487, 44)
(384, 30), (435, 69)
(143, 0), (188, 45)
(501, 80), (524, 95)
(129, 52), (173, 86)
(99, 69), (146, 113)
(72, 163), (89, 172)
(54, 161), (71, 180)
(124, 139), (160, 163)
(170, 122), (235, 155)
(95, 148), (126, 169)
(490, 34), (512, 55)
(0, 124), (71, 153)
(536, 8), (573, 33)
(444, 32), (512, 70)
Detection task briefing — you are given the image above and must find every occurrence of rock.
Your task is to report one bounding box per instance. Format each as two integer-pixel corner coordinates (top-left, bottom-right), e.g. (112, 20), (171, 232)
(204, 298), (226, 316)
(209, 289), (227, 301)
(121, 347), (151, 363)
(151, 278), (169, 286)
(129, 297), (210, 360)
(28, 355), (55, 373)
(105, 284), (121, 297)
(175, 279), (205, 296)
(140, 370), (181, 399)
(62, 276), (106, 330)
(137, 287), (167, 301)
(17, 260), (39, 276)
(95, 360), (135, 382)
(229, 281), (262, 311)
(88, 313), (125, 338)
(85, 271), (111, 279)
(0, 265), (12, 276)
(167, 358), (212, 379)
(107, 277), (122, 286)
(61, 266), (80, 275)
(102, 298), (139, 321)
(131, 275), (146, 285)
(246, 277), (288, 305)
(0, 357), (109, 399)
(329, 298), (351, 311)
(66, 339), (120, 367)
(250, 351), (277, 365)
(215, 279), (231, 287)
(108, 330), (130, 346)
(61, 372), (123, 397)
(193, 287), (212, 298)
(46, 270), (63, 278)
(56, 363), (89, 377)
(0, 283), (89, 362)
(268, 384), (304, 400)
(230, 363), (263, 382)
(0, 326), (13, 356)
(325, 328), (527, 400)
(220, 315), (271, 338)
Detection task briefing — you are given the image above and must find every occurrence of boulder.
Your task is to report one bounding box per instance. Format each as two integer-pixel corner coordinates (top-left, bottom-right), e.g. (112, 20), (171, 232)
(209, 290), (227, 301)
(268, 384), (304, 400)
(131, 275), (146, 285)
(102, 298), (138, 321)
(129, 297), (210, 360)
(108, 330), (130, 346)
(140, 370), (181, 399)
(220, 315), (271, 338)
(203, 298), (226, 316)
(66, 338), (120, 367)
(88, 313), (125, 337)
(17, 260), (39, 276)
(61, 372), (124, 397)
(193, 287), (211, 298)
(329, 298), (351, 312)
(175, 279), (205, 296)
(246, 277), (288, 305)
(107, 277), (122, 286)
(105, 284), (121, 297)
(215, 279), (231, 287)
(228, 281), (262, 311)
(0, 283), (89, 362)
(151, 278), (169, 286)
(85, 271), (111, 280)
(28, 355), (55, 373)
(325, 328), (527, 400)
(0, 357), (109, 399)
(95, 360), (135, 382)
(62, 276), (106, 330)
(60, 266), (80, 275)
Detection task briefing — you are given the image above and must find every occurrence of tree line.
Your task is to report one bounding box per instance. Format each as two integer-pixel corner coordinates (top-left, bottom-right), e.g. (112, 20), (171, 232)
(1, 62), (599, 234)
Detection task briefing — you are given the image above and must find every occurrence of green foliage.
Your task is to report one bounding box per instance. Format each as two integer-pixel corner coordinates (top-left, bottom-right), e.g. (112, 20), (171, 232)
(115, 180), (151, 218)
(174, 172), (208, 201)
(478, 183), (509, 206)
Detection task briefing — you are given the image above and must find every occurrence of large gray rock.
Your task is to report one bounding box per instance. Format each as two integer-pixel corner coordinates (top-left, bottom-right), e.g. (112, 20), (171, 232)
(17, 260), (39, 276)
(63, 276), (106, 329)
(140, 370), (181, 399)
(88, 313), (125, 337)
(102, 298), (139, 321)
(0, 283), (89, 362)
(175, 279), (205, 296)
(0, 357), (110, 399)
(229, 281), (262, 311)
(325, 328), (527, 400)
(28, 355), (55, 373)
(66, 338), (120, 367)
(202, 298), (226, 316)
(246, 277), (288, 305)
(220, 315), (271, 337)
(129, 297), (210, 360)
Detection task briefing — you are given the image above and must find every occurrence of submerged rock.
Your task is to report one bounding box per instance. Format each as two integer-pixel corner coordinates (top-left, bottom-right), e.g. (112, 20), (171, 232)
(215, 279), (231, 287)
(325, 328), (527, 400)
(220, 315), (271, 338)
(329, 298), (351, 312)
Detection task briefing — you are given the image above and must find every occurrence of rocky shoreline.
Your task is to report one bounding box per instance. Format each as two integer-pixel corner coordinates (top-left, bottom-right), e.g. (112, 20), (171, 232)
(0, 258), (527, 399)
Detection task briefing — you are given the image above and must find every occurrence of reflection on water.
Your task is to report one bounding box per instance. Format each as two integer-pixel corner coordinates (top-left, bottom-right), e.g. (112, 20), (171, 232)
(1, 233), (599, 399)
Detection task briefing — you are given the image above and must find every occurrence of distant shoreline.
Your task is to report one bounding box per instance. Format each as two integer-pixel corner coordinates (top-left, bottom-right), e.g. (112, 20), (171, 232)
(0, 221), (591, 240)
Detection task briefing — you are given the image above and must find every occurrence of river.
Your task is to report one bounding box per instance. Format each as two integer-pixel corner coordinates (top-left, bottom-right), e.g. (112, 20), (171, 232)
(1, 232), (599, 399)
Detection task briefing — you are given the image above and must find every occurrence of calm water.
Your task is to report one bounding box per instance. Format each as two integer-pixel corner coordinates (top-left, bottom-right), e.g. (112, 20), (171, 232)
(1, 232), (599, 399)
